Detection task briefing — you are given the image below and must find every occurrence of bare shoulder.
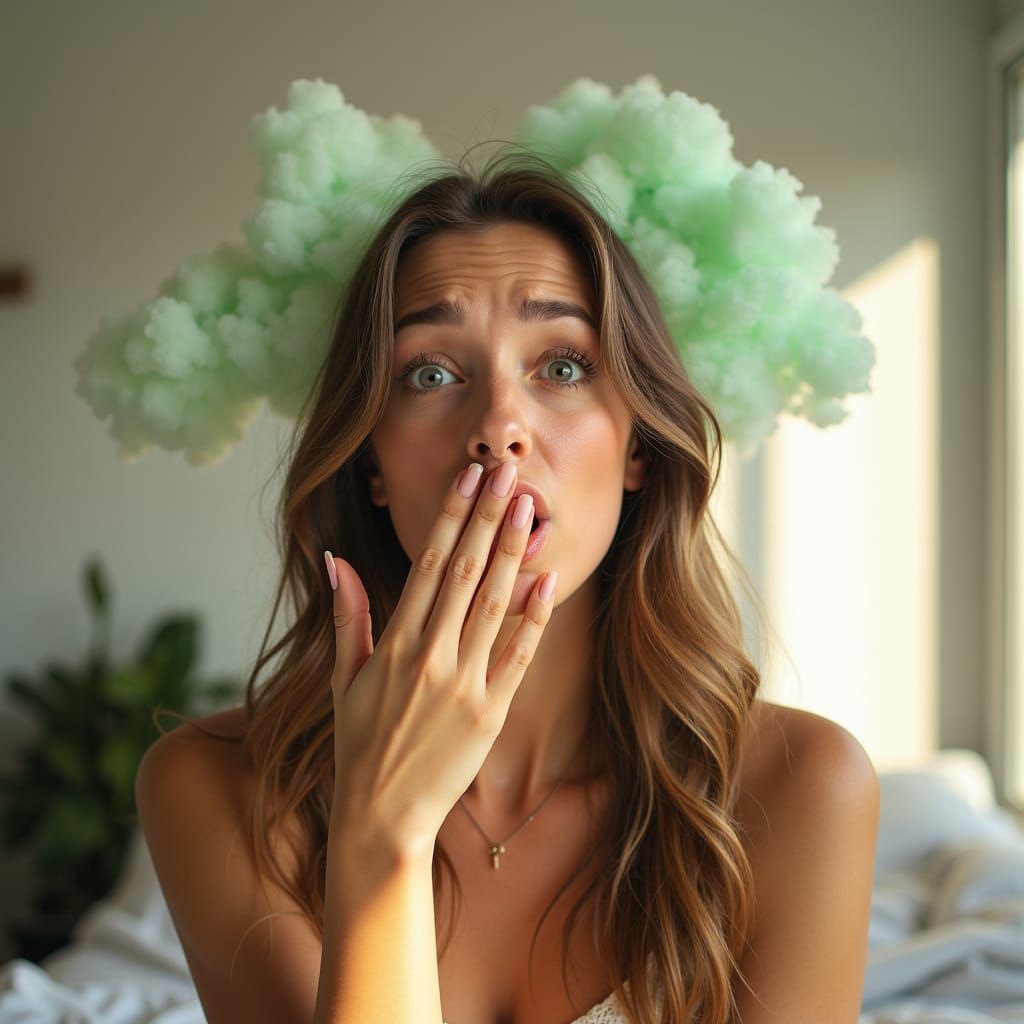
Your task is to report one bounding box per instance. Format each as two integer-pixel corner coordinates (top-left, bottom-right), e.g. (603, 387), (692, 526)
(736, 699), (879, 864)
(742, 699), (879, 801)
(138, 704), (309, 892)
(135, 706), (321, 1023)
(138, 707), (256, 836)
(137, 706), (246, 810)
(731, 700), (880, 1021)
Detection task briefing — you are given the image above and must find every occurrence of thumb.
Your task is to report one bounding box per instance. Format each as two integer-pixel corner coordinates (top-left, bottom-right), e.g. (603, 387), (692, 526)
(324, 551), (374, 698)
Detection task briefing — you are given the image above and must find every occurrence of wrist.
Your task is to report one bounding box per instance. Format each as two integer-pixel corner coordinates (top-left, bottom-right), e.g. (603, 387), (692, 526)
(328, 801), (436, 875)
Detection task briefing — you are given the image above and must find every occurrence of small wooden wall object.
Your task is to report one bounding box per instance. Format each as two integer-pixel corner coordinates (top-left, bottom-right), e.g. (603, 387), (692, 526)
(0, 266), (32, 299)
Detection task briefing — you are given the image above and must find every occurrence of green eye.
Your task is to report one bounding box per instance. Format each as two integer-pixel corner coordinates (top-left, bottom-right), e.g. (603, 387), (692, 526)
(404, 363), (454, 391)
(547, 357), (584, 384)
(397, 346), (598, 395)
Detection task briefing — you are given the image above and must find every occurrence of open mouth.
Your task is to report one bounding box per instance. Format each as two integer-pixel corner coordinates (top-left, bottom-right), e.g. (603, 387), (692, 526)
(522, 517), (550, 563)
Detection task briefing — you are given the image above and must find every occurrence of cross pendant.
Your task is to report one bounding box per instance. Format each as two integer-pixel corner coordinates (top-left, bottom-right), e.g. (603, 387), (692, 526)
(490, 843), (506, 869)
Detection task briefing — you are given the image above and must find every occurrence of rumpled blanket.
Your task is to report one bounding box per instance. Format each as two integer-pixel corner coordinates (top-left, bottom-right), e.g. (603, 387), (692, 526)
(859, 840), (1024, 1022)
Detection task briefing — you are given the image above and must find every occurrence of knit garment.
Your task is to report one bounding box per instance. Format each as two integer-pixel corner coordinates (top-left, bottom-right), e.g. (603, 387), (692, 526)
(443, 956), (662, 1023)
(441, 991), (623, 1024)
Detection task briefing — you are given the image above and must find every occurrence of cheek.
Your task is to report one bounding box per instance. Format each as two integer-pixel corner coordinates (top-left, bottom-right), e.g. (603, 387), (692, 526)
(372, 408), (443, 475)
(551, 411), (629, 531)
(550, 407), (627, 473)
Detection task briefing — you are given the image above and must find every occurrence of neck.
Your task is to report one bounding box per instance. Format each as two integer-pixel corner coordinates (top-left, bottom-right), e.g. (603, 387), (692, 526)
(462, 576), (605, 822)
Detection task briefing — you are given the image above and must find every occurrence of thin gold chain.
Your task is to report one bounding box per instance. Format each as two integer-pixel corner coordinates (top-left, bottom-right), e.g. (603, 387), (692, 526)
(455, 732), (589, 870)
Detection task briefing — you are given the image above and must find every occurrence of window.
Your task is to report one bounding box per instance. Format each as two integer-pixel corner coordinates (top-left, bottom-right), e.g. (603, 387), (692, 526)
(995, 27), (1024, 812)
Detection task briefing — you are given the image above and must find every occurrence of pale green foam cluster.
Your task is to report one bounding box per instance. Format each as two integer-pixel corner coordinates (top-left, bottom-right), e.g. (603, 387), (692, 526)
(75, 75), (874, 467)
(74, 79), (443, 466)
(518, 74), (875, 458)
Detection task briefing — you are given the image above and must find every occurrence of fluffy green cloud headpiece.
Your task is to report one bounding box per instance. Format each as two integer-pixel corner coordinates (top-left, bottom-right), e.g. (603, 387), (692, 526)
(74, 75), (874, 467)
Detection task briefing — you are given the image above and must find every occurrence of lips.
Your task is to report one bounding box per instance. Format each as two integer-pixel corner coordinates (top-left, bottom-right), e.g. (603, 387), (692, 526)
(522, 517), (550, 562)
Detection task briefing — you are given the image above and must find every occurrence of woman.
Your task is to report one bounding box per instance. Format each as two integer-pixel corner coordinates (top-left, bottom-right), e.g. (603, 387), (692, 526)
(135, 150), (879, 1024)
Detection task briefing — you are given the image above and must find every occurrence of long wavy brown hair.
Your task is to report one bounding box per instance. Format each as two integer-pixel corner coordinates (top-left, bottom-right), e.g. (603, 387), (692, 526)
(155, 146), (768, 1023)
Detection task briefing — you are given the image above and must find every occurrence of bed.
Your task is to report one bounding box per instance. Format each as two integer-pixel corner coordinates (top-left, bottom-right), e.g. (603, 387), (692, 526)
(1, 748), (1023, 1023)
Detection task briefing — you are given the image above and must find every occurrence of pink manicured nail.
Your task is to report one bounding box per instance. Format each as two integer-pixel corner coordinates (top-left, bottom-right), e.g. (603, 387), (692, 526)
(491, 461), (516, 497)
(539, 571), (558, 602)
(512, 493), (534, 529)
(324, 550), (338, 591)
(458, 463), (484, 497)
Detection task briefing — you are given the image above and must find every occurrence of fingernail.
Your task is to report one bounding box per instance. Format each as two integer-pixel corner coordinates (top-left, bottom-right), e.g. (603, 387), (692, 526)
(324, 550), (338, 591)
(458, 463), (484, 497)
(512, 493), (534, 529)
(539, 571), (558, 602)
(491, 461), (516, 497)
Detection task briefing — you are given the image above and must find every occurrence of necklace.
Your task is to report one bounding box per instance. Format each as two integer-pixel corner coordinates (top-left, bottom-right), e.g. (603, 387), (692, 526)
(456, 733), (589, 870)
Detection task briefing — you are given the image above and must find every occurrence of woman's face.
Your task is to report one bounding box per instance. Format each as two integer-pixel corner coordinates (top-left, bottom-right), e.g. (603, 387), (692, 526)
(367, 220), (646, 617)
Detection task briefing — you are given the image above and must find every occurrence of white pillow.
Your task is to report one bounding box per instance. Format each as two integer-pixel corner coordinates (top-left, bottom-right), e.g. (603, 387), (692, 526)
(875, 749), (1023, 877)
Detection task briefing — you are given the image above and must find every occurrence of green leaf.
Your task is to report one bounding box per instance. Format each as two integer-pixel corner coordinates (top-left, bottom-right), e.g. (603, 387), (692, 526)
(100, 665), (156, 709)
(43, 664), (78, 693)
(5, 677), (55, 721)
(41, 737), (89, 785)
(97, 735), (144, 803)
(138, 618), (199, 694)
(84, 650), (109, 689)
(163, 676), (191, 711)
(1, 557), (240, 915)
(35, 798), (107, 872)
(85, 560), (110, 616)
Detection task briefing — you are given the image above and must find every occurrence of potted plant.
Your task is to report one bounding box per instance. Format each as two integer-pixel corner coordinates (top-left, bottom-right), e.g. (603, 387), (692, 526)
(0, 556), (242, 964)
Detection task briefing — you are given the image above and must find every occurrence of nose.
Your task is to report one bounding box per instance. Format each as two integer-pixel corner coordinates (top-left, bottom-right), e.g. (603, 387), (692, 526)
(465, 375), (533, 464)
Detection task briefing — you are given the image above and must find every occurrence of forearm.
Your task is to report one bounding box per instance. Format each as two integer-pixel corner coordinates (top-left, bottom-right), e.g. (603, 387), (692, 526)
(313, 829), (443, 1024)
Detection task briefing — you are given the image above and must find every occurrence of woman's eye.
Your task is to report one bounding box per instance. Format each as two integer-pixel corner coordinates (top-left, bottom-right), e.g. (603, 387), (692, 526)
(403, 363), (456, 391)
(544, 357), (588, 386)
(397, 348), (597, 394)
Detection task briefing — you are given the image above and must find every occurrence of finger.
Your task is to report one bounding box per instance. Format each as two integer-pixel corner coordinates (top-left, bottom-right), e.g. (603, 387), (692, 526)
(380, 460), (488, 641)
(327, 553), (374, 698)
(451, 491), (533, 671)
(421, 461), (520, 648)
(483, 570), (558, 708)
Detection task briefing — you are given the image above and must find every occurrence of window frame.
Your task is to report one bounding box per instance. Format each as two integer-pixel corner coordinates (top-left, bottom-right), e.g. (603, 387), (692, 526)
(987, 13), (1024, 815)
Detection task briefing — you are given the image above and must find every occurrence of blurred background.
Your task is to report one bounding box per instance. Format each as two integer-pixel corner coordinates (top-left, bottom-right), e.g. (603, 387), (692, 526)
(1, 0), (1022, 967)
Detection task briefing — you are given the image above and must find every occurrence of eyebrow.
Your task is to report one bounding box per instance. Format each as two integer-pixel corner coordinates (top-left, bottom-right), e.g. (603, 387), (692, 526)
(394, 296), (598, 334)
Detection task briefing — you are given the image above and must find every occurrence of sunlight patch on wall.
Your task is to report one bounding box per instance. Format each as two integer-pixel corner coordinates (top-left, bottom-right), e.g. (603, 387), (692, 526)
(710, 438), (743, 554)
(757, 238), (940, 770)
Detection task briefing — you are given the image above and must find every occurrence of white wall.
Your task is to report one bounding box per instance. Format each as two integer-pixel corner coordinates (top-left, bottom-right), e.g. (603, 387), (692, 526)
(1002, 0), (1024, 25)
(0, 0), (1003, 960)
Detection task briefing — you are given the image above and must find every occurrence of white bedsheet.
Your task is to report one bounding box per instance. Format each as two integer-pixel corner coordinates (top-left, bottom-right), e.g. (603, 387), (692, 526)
(1, 749), (1023, 1023)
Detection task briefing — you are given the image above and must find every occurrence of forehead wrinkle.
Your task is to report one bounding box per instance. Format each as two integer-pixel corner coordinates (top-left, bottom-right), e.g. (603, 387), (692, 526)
(393, 295), (599, 337)
(394, 231), (594, 319)
(395, 267), (596, 331)
(397, 257), (582, 299)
